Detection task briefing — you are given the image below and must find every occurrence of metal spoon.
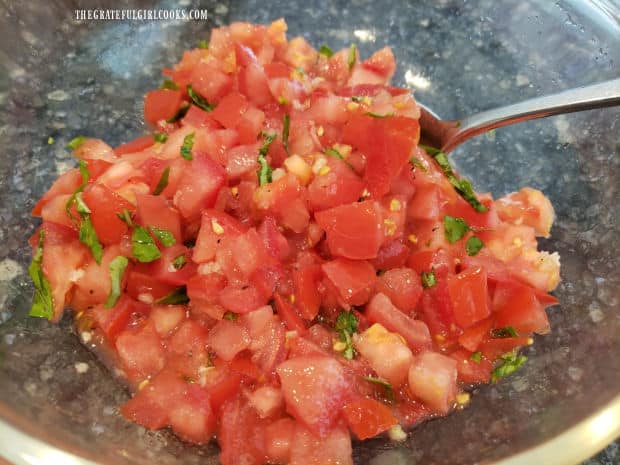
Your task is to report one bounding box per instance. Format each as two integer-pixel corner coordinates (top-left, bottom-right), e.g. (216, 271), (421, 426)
(418, 78), (620, 153)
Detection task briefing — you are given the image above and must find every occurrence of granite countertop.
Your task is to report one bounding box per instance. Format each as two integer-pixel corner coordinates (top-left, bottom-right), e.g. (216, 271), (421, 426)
(0, 1), (618, 464)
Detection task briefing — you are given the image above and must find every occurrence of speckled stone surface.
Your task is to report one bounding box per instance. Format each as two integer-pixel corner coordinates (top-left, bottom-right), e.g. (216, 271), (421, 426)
(0, 0), (619, 464)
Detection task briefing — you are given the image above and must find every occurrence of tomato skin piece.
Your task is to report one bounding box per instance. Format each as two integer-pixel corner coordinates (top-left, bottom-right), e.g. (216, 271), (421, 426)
(82, 184), (135, 246)
(342, 397), (398, 440)
(144, 89), (183, 125)
(315, 200), (383, 260)
(277, 356), (350, 436)
(321, 258), (376, 307)
(447, 266), (490, 329)
(273, 293), (307, 335)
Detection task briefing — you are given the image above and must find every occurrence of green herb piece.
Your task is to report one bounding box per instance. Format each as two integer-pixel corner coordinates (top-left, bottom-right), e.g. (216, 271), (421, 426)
(180, 132), (195, 160)
(104, 256), (129, 308)
(491, 352), (527, 383)
(155, 287), (189, 305)
(491, 326), (519, 339)
(187, 84), (214, 112)
(470, 351), (482, 364)
(172, 254), (187, 270)
(28, 230), (54, 320)
(149, 226), (176, 247)
(79, 216), (103, 264)
(282, 114), (290, 153)
(421, 270), (436, 288)
(223, 311), (238, 321)
(444, 215), (469, 243)
(160, 79), (179, 90)
(347, 43), (357, 70)
(131, 226), (161, 262)
(364, 376), (395, 403)
(74, 192), (91, 215)
(47, 137), (54, 145)
(351, 96), (364, 103)
(77, 159), (89, 184)
(197, 40), (209, 49)
(152, 166), (170, 196)
(466, 236), (484, 256)
(409, 156), (427, 172)
(325, 147), (345, 161)
(364, 111), (395, 118)
(419, 144), (488, 213)
(335, 311), (358, 360)
(117, 209), (134, 227)
(318, 45), (334, 58)
(154, 132), (168, 143)
(257, 133), (276, 186)
(166, 101), (190, 123)
(67, 136), (86, 151)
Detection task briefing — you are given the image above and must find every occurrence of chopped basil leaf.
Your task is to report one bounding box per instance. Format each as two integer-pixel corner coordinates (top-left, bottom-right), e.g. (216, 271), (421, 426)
(154, 132), (168, 143)
(160, 79), (179, 90)
(470, 351), (482, 364)
(257, 133), (276, 186)
(325, 147), (345, 161)
(364, 376), (395, 403)
(131, 226), (161, 262)
(335, 311), (358, 360)
(166, 101), (190, 123)
(156, 287), (189, 305)
(419, 144), (488, 213)
(409, 156), (427, 172)
(364, 111), (395, 118)
(223, 311), (238, 321)
(180, 132), (195, 160)
(347, 43), (357, 70)
(149, 226), (176, 247)
(318, 45), (334, 58)
(444, 215), (469, 243)
(491, 326), (519, 339)
(104, 256), (129, 308)
(78, 159), (90, 184)
(491, 352), (527, 383)
(187, 84), (214, 112)
(28, 230), (54, 320)
(466, 236), (484, 256)
(74, 192), (91, 215)
(152, 166), (170, 196)
(351, 96), (364, 103)
(421, 270), (436, 288)
(117, 209), (134, 227)
(172, 254), (187, 270)
(79, 216), (103, 264)
(197, 40), (209, 49)
(67, 136), (86, 151)
(282, 113), (290, 153)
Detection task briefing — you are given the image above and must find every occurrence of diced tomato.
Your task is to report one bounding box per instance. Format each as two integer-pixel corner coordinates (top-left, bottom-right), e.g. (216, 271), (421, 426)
(457, 317), (493, 352)
(365, 293), (432, 352)
(447, 266), (490, 329)
(144, 89), (183, 125)
(218, 396), (267, 465)
(150, 304), (186, 336)
(408, 352), (458, 414)
(82, 184), (135, 245)
(190, 62), (233, 104)
(116, 323), (165, 379)
(182, 104), (221, 130)
(207, 319), (251, 361)
(315, 201), (383, 260)
(273, 293), (307, 335)
(307, 158), (365, 212)
(125, 270), (178, 301)
(492, 280), (550, 335)
(478, 336), (531, 360)
(193, 210), (246, 263)
(186, 272), (228, 303)
(264, 418), (295, 464)
(210, 92), (249, 128)
(289, 423), (353, 465)
(32, 169), (82, 216)
(258, 216), (291, 262)
(114, 135), (154, 156)
(321, 258), (376, 306)
(449, 348), (493, 384)
(148, 244), (197, 286)
(376, 268), (423, 314)
(277, 356), (349, 436)
(218, 283), (269, 314)
(208, 372), (243, 413)
(371, 239), (410, 270)
(408, 184), (447, 221)
(292, 264), (322, 321)
(342, 397), (398, 440)
(174, 153), (226, 220)
(246, 385), (284, 419)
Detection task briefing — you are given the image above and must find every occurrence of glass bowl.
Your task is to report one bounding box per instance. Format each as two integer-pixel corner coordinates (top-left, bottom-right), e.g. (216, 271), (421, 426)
(0, 1), (619, 464)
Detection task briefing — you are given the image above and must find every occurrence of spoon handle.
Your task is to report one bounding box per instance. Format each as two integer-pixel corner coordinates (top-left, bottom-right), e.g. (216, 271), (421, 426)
(444, 78), (620, 152)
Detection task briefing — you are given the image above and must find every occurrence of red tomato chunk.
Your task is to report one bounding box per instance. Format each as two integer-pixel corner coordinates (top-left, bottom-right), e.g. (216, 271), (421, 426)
(29, 19), (561, 465)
